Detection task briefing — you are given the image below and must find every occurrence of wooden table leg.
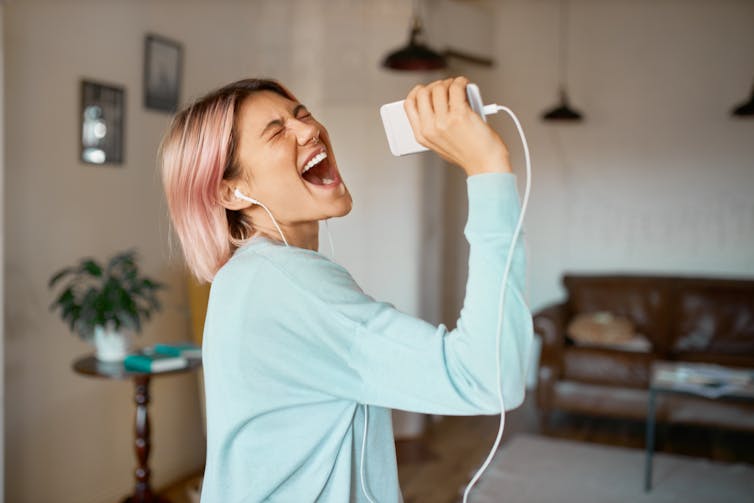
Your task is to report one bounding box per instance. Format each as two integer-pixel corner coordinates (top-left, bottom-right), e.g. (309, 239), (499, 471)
(123, 375), (171, 503)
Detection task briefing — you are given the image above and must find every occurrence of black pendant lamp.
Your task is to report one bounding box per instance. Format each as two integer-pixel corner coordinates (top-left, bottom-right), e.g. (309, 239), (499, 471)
(544, 88), (583, 120)
(382, 0), (494, 72)
(731, 80), (754, 117)
(542, 0), (584, 122)
(383, 14), (447, 71)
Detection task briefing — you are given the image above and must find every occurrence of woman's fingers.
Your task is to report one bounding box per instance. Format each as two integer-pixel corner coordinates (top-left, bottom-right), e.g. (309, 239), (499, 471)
(431, 78), (453, 118)
(448, 76), (470, 114)
(403, 76), (511, 174)
(403, 84), (426, 146)
(411, 83), (444, 152)
(415, 85), (434, 130)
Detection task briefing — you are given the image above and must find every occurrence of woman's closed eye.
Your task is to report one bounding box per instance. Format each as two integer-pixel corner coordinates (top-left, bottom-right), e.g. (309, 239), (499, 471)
(268, 105), (313, 141)
(271, 128), (283, 139)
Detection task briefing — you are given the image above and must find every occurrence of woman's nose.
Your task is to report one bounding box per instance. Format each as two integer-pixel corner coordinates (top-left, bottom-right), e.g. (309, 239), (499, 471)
(293, 120), (319, 146)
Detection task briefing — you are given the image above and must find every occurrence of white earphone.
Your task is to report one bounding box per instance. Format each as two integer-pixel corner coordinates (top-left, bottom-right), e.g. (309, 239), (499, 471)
(234, 188), (289, 246)
(233, 187), (262, 206)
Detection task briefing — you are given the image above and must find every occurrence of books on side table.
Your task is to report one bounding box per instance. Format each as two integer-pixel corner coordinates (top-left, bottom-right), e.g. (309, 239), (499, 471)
(123, 342), (201, 373)
(654, 363), (754, 399)
(153, 342), (202, 359)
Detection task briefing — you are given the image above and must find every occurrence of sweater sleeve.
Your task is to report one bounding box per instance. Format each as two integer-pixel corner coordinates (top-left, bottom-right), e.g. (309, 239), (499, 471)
(243, 172), (532, 415)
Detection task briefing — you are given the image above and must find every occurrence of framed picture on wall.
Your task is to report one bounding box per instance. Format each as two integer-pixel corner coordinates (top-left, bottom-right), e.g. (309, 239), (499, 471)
(144, 34), (183, 113)
(80, 80), (125, 165)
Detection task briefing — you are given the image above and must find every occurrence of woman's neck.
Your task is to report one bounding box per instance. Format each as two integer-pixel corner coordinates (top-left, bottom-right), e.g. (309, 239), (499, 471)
(280, 221), (319, 251)
(248, 210), (319, 251)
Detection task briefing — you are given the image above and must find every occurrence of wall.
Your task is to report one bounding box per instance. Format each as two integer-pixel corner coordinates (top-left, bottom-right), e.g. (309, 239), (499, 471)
(441, 0), (754, 330)
(0, 2), (5, 499)
(4, 2), (204, 502)
(4, 0), (449, 501)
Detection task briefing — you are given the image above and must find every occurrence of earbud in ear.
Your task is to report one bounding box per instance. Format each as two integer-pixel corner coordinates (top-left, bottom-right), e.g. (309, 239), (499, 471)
(232, 188), (290, 247)
(234, 188), (260, 206)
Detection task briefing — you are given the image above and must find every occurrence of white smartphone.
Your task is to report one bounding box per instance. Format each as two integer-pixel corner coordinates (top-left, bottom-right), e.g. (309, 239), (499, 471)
(380, 83), (486, 157)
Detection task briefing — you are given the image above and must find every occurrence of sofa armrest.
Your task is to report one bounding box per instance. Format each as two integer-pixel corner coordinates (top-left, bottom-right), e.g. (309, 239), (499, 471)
(533, 302), (569, 414)
(534, 302), (569, 350)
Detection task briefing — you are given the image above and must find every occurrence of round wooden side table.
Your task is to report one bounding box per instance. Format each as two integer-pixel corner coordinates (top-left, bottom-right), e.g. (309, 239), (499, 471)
(73, 355), (202, 503)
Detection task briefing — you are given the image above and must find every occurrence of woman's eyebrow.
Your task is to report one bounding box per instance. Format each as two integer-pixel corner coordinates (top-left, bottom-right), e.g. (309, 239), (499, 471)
(259, 104), (307, 138)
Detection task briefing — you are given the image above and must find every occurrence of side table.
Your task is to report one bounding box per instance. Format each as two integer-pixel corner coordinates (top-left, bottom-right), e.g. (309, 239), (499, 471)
(73, 354), (202, 503)
(644, 360), (754, 492)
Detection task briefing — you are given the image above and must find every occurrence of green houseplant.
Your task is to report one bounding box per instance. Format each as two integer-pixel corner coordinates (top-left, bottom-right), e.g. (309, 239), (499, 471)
(49, 249), (164, 361)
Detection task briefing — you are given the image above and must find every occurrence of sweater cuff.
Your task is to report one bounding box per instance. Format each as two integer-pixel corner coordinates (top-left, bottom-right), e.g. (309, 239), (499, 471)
(465, 172), (521, 235)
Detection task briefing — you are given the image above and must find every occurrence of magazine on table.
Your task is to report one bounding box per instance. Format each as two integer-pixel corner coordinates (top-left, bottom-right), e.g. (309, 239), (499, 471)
(655, 363), (754, 399)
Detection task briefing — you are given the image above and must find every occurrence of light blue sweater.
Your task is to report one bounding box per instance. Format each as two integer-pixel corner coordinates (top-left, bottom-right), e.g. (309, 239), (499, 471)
(200, 172), (533, 502)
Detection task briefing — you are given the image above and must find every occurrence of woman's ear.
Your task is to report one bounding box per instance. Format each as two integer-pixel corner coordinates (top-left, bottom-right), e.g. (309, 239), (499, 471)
(218, 179), (251, 211)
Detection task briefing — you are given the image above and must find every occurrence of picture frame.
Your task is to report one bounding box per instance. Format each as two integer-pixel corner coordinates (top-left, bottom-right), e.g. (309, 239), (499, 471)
(144, 34), (183, 113)
(80, 80), (125, 165)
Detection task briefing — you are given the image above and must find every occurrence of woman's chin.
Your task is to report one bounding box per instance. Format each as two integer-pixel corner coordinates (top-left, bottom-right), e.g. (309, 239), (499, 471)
(330, 192), (353, 217)
(308, 183), (352, 220)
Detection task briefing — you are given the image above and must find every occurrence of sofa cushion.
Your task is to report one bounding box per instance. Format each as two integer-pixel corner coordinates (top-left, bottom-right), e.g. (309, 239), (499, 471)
(564, 275), (671, 354)
(672, 283), (754, 359)
(551, 381), (657, 420)
(551, 381), (754, 430)
(567, 311), (651, 352)
(562, 346), (653, 388)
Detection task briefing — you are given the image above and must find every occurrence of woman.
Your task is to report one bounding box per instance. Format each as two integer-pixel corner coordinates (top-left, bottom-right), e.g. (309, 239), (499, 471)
(160, 76), (532, 502)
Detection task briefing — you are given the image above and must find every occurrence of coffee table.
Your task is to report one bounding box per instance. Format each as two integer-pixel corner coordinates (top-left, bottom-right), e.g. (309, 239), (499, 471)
(644, 360), (754, 491)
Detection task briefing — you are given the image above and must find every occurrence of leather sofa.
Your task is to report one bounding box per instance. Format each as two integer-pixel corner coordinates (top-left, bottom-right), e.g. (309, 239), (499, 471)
(534, 274), (754, 431)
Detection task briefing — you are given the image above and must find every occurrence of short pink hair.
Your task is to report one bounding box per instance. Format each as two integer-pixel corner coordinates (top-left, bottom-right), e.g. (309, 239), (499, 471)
(160, 79), (297, 283)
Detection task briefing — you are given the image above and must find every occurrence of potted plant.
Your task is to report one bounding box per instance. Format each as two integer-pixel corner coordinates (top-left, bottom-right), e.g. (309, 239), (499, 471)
(49, 249), (165, 361)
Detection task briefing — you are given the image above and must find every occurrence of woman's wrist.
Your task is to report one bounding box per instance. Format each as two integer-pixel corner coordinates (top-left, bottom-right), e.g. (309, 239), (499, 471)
(463, 152), (513, 176)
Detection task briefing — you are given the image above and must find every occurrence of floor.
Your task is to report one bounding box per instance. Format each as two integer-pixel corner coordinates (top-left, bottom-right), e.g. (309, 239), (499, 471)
(157, 393), (754, 503)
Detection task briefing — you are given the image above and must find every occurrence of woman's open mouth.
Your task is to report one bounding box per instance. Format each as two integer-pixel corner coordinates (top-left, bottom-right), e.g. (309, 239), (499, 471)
(301, 150), (341, 187)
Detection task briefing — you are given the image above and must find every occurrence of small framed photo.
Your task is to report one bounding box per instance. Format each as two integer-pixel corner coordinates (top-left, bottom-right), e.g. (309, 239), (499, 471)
(80, 80), (125, 165)
(144, 34), (183, 113)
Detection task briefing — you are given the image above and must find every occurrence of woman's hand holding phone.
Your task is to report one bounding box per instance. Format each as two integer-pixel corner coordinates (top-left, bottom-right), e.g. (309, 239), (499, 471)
(403, 76), (512, 176)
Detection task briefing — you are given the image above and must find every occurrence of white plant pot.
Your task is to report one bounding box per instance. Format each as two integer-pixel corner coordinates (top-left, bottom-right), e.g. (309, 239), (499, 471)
(93, 325), (132, 362)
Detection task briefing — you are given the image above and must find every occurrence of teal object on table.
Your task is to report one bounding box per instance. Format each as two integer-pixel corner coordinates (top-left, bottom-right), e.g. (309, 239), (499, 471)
(153, 342), (202, 358)
(124, 352), (187, 372)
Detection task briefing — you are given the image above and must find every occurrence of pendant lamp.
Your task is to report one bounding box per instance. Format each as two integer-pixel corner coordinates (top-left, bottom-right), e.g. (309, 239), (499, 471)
(542, 0), (584, 122)
(731, 80), (754, 117)
(382, 0), (494, 72)
(383, 14), (447, 71)
(544, 88), (584, 120)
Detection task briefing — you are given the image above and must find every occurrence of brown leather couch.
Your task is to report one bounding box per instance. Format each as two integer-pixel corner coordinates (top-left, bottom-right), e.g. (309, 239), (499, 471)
(535, 274), (754, 431)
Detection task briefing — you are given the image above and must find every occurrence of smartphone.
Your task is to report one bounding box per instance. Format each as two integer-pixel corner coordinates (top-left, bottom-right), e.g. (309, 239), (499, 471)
(380, 83), (486, 157)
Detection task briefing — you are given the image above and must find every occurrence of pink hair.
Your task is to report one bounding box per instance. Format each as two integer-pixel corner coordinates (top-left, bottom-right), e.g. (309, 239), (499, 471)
(160, 79), (297, 283)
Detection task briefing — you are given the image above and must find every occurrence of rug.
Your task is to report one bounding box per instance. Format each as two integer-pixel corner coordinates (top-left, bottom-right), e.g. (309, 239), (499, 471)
(468, 433), (754, 503)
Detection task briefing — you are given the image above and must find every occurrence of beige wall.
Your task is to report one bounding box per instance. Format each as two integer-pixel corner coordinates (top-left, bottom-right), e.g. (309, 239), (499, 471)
(1, 2), (5, 499)
(4, 2), (204, 502)
(441, 0), (754, 327)
(521, 0), (754, 308)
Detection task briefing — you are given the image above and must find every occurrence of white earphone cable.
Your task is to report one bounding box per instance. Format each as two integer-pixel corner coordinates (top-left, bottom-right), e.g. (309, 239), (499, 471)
(357, 105), (531, 503)
(257, 202), (289, 247)
(233, 188), (289, 246)
(462, 104), (532, 503)
(360, 404), (377, 503)
(324, 219), (336, 258)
